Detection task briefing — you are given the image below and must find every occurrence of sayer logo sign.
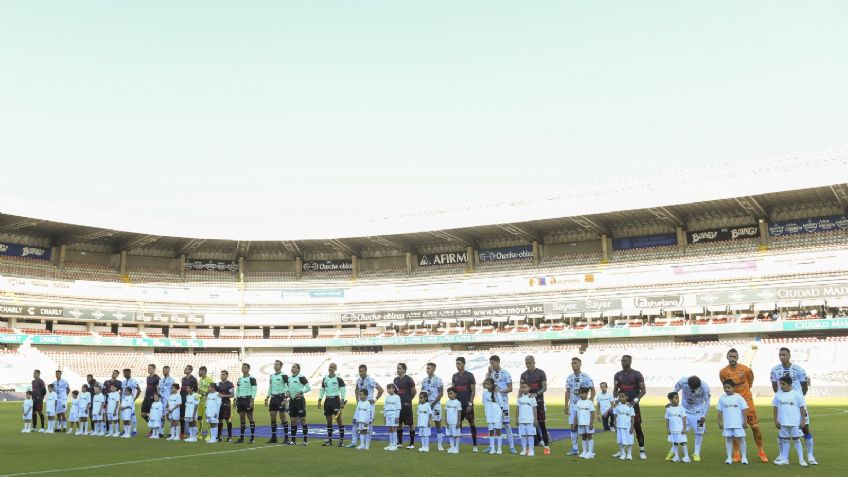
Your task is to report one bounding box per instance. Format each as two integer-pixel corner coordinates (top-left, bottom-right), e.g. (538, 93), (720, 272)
(418, 252), (468, 267)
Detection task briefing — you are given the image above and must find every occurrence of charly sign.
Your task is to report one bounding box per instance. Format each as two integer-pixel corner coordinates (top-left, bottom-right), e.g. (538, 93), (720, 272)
(418, 252), (468, 267)
(768, 214), (848, 237)
(184, 259), (239, 272)
(0, 305), (63, 318)
(0, 242), (51, 260)
(340, 303), (545, 322)
(478, 245), (533, 262)
(696, 283), (848, 305)
(302, 260), (353, 272)
(687, 226), (759, 244)
(543, 299), (623, 314)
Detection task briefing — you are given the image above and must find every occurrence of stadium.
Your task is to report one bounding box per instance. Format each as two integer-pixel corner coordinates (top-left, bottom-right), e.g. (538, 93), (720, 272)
(2, 2), (848, 477)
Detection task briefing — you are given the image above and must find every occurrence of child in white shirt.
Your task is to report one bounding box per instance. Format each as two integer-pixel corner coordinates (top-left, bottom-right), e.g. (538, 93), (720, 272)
(416, 392), (433, 452)
(107, 385), (120, 437)
(204, 383), (221, 444)
(149, 394), (164, 439)
(596, 382), (614, 431)
(120, 387), (135, 438)
(665, 391), (689, 462)
(772, 375), (808, 466)
(607, 392), (635, 460)
(353, 389), (374, 450)
(184, 385), (199, 442)
(77, 385), (91, 436)
(45, 384), (57, 433)
(574, 388), (596, 459)
(68, 391), (80, 435)
(383, 384), (401, 451)
(444, 388), (462, 454)
(717, 379), (749, 465)
(482, 378), (504, 455)
(91, 385), (106, 435)
(22, 391), (34, 433)
(516, 383), (538, 457)
(166, 383), (182, 441)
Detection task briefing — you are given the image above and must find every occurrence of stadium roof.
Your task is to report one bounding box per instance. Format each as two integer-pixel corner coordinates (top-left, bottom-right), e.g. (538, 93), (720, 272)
(1, 168), (847, 259)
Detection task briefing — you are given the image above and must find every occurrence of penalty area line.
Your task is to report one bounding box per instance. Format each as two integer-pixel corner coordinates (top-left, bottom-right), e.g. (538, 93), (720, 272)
(1, 445), (276, 477)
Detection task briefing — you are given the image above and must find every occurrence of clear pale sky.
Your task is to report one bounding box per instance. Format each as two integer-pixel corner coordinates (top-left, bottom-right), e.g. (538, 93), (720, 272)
(0, 1), (846, 239)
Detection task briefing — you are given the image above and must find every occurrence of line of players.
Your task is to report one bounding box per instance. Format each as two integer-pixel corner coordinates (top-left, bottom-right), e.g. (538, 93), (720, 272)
(18, 347), (818, 466)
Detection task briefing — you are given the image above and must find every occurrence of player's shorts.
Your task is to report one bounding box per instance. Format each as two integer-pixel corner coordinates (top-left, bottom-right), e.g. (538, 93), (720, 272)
(236, 397), (254, 413)
(289, 397), (306, 418)
(459, 401), (475, 422)
(668, 432), (687, 444)
(417, 426), (431, 437)
(357, 422), (370, 432)
(219, 403), (232, 421)
(323, 397), (341, 417)
(721, 428), (746, 438)
(269, 395), (287, 413)
(69, 413), (79, 423)
(445, 424), (460, 437)
(169, 410), (180, 421)
(33, 399), (43, 412)
(206, 415), (218, 425)
(78, 411), (89, 419)
(121, 409), (133, 421)
(500, 404), (511, 421)
(47, 408), (57, 417)
(487, 421), (502, 431)
(399, 405), (413, 426)
(429, 402), (442, 422)
(568, 406), (578, 426)
(385, 415), (399, 427)
(535, 399), (547, 422)
(92, 413), (102, 422)
(616, 427), (634, 445)
(778, 425), (803, 438)
(518, 423), (535, 437)
(56, 400), (67, 414)
(184, 415), (194, 423)
(576, 425), (593, 435)
(141, 397), (155, 413)
(685, 413), (706, 435)
(149, 419), (162, 428)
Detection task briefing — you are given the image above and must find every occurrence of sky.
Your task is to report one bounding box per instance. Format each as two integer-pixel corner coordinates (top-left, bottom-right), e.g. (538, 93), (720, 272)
(0, 1), (846, 240)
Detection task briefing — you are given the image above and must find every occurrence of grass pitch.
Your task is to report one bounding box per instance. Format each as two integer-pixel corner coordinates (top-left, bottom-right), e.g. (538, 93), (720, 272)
(0, 402), (844, 476)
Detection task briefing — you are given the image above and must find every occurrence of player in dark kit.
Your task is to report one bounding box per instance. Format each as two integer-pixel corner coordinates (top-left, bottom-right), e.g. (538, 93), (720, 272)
(141, 364), (160, 431)
(31, 370), (46, 431)
(520, 355), (550, 454)
(393, 363), (417, 449)
(180, 365), (198, 438)
(451, 357), (479, 452)
(613, 355), (647, 460)
(217, 370), (234, 442)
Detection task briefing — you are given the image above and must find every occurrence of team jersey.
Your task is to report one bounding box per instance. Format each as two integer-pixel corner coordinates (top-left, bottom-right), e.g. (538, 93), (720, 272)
(520, 368), (548, 402)
(665, 404), (686, 433)
(23, 399), (33, 420)
(92, 394), (105, 418)
(596, 392), (614, 413)
(356, 375), (378, 401)
(205, 392), (222, 419)
(53, 379), (69, 400)
(719, 364), (754, 399)
(181, 375), (198, 397)
(319, 375), (346, 400)
(107, 391), (120, 417)
(393, 375), (416, 405)
(69, 399), (79, 418)
(103, 379), (122, 395)
(46, 391), (57, 414)
(150, 402), (164, 422)
(123, 378), (140, 398)
(197, 376), (215, 402)
(235, 375), (258, 399)
(451, 371), (476, 404)
(121, 394), (134, 413)
(185, 394), (199, 418)
(30, 379), (46, 400)
(158, 375), (175, 400)
(353, 400), (373, 424)
(417, 402), (433, 427)
(613, 402), (635, 429)
(482, 390), (506, 422)
(167, 394), (182, 416)
(77, 392), (91, 415)
(566, 372), (595, 404)
(445, 398), (461, 425)
(488, 368), (512, 400)
(144, 374), (160, 399)
(517, 394), (537, 424)
(383, 394), (401, 415)
(287, 374), (311, 396)
(268, 372), (289, 396)
(772, 390), (806, 427)
(673, 377), (711, 417)
(613, 369), (644, 402)
(421, 375), (444, 404)
(217, 380), (234, 406)
(716, 393), (748, 429)
(575, 398), (595, 426)
(770, 364), (808, 393)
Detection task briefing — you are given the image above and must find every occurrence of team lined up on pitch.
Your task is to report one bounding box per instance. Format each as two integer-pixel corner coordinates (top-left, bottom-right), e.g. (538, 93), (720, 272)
(19, 348), (817, 466)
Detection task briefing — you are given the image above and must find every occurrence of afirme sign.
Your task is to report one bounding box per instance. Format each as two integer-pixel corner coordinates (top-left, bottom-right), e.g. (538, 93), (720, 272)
(418, 252), (468, 267)
(0, 305), (63, 317)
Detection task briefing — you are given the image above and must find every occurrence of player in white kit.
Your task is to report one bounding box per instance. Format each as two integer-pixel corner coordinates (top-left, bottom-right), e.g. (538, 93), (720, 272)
(673, 375), (710, 461)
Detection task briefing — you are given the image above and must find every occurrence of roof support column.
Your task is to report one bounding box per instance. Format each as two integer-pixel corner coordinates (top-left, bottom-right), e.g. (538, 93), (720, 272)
(352, 255), (358, 280)
(466, 246), (475, 272)
(676, 226), (686, 252)
(405, 252), (412, 276)
(600, 234), (610, 263)
(295, 257), (302, 280)
(532, 241), (540, 266)
(758, 219), (769, 250)
(119, 251), (127, 275)
(179, 254), (186, 278)
(58, 245), (67, 270)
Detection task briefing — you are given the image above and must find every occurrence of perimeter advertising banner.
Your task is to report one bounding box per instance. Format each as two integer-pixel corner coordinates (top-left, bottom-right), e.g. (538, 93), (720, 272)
(302, 260), (353, 272)
(418, 252), (468, 267)
(184, 259), (239, 272)
(612, 234), (677, 250)
(340, 303), (545, 322)
(696, 283), (848, 305)
(0, 305), (63, 318)
(478, 245), (533, 262)
(62, 308), (134, 322)
(687, 225), (759, 245)
(0, 242), (51, 260)
(768, 214), (848, 237)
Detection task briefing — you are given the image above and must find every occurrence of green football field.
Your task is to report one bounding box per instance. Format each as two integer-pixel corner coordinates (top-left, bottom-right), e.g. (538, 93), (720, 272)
(0, 401), (845, 476)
